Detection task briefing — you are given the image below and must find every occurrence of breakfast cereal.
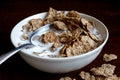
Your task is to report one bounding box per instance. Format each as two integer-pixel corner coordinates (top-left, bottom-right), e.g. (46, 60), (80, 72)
(78, 54), (120, 80)
(103, 53), (117, 62)
(90, 64), (116, 77)
(79, 71), (95, 80)
(79, 71), (120, 80)
(21, 7), (103, 57)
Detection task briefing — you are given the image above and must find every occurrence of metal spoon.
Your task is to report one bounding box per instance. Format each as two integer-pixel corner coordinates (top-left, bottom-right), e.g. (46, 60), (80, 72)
(0, 24), (52, 65)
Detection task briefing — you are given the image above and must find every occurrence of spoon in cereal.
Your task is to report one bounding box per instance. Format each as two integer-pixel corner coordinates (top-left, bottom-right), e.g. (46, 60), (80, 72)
(0, 24), (52, 65)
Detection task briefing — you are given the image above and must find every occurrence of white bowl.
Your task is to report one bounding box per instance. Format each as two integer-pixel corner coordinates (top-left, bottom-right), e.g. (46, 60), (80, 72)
(10, 12), (109, 73)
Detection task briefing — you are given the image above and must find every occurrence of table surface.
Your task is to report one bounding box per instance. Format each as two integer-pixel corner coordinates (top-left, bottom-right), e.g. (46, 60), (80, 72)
(0, 0), (120, 80)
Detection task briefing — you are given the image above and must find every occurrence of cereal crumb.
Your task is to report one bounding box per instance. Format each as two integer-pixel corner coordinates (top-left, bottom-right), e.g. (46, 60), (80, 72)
(105, 75), (120, 80)
(53, 21), (68, 30)
(29, 19), (44, 31)
(79, 53), (119, 80)
(22, 34), (28, 40)
(103, 53), (117, 62)
(79, 71), (95, 80)
(44, 7), (57, 24)
(59, 76), (76, 80)
(90, 64), (116, 77)
(79, 71), (120, 80)
(41, 31), (57, 43)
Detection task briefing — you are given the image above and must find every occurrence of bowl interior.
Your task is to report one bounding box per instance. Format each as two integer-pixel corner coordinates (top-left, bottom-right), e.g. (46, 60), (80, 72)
(10, 12), (109, 59)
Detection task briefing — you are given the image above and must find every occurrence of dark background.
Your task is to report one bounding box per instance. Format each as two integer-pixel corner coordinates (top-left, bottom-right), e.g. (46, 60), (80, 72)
(0, 0), (120, 80)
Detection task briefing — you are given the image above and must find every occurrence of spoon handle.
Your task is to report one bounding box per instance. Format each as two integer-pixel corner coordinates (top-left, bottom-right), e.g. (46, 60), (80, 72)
(0, 43), (32, 65)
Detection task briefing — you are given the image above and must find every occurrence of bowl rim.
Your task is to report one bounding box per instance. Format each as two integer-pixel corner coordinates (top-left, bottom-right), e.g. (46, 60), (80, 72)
(10, 12), (109, 61)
